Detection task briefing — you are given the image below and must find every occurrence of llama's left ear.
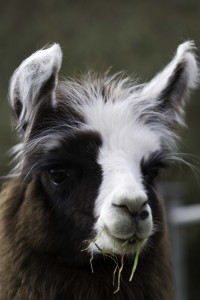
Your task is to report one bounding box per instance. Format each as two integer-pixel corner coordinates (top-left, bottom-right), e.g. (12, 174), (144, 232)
(141, 41), (199, 126)
(9, 44), (62, 132)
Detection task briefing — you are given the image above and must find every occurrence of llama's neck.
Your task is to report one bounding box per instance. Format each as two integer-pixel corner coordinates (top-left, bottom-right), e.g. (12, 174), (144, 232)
(0, 248), (174, 300)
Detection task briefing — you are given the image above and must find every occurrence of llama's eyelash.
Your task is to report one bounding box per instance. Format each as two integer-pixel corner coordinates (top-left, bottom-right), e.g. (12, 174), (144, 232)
(47, 166), (81, 186)
(141, 151), (168, 169)
(141, 151), (169, 180)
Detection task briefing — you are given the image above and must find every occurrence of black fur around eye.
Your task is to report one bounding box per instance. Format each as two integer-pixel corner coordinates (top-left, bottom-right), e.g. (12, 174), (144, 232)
(143, 164), (161, 181)
(48, 166), (79, 185)
(141, 152), (168, 181)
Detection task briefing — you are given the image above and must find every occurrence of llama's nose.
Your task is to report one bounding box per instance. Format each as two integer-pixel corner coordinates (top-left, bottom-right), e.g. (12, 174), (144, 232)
(131, 209), (150, 224)
(113, 201), (149, 222)
(139, 209), (149, 220)
(105, 191), (151, 240)
(111, 191), (149, 221)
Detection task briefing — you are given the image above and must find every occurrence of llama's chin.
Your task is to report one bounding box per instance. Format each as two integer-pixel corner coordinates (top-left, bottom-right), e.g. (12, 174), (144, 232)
(88, 229), (147, 256)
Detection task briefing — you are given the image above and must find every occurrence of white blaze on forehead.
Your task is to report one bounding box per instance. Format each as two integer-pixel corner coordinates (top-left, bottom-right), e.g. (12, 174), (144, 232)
(82, 98), (160, 144)
(82, 98), (161, 157)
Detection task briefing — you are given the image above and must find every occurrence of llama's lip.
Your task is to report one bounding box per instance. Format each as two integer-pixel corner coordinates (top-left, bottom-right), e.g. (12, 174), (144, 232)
(103, 225), (138, 246)
(110, 234), (137, 246)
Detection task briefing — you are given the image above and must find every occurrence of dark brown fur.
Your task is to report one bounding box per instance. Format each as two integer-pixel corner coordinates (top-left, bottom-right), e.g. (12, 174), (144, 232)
(0, 178), (175, 300)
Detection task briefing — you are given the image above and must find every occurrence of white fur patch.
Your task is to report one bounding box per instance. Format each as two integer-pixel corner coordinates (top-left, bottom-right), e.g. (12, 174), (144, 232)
(82, 99), (159, 255)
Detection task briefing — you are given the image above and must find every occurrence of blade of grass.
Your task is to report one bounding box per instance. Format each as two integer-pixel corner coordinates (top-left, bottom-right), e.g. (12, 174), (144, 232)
(113, 254), (124, 294)
(129, 239), (141, 281)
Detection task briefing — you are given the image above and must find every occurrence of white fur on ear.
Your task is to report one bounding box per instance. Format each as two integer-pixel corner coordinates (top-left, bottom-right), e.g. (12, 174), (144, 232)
(176, 41), (199, 89)
(9, 44), (62, 130)
(141, 41), (199, 125)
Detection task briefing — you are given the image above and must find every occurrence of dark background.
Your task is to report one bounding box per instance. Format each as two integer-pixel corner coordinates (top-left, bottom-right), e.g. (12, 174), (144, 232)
(0, 0), (200, 299)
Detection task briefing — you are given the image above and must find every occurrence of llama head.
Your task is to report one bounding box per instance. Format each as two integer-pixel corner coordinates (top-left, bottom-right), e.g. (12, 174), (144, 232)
(9, 42), (198, 261)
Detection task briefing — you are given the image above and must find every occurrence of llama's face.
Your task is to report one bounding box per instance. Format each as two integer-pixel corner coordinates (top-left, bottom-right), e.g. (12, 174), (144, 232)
(74, 98), (161, 255)
(9, 42), (198, 260)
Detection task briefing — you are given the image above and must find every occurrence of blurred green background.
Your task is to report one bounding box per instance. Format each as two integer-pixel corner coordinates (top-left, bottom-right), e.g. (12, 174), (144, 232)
(0, 0), (200, 299)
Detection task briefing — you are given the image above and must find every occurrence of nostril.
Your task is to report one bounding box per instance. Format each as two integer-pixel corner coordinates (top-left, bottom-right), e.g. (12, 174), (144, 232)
(141, 200), (148, 208)
(139, 210), (149, 220)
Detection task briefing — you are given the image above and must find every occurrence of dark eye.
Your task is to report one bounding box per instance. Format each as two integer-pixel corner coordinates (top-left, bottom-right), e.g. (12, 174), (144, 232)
(142, 161), (168, 181)
(141, 152), (168, 182)
(48, 166), (78, 185)
(48, 167), (67, 185)
(144, 165), (160, 180)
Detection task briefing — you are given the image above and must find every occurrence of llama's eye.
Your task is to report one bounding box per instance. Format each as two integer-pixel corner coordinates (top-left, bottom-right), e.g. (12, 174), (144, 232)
(48, 167), (70, 185)
(142, 162), (167, 181)
(141, 151), (168, 182)
(146, 165), (160, 180)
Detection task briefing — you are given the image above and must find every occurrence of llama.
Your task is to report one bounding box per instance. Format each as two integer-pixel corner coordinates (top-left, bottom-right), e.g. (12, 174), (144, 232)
(0, 42), (198, 300)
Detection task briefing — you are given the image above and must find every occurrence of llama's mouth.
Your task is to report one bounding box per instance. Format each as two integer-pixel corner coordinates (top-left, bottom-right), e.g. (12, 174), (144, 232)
(103, 225), (137, 246)
(89, 225), (146, 256)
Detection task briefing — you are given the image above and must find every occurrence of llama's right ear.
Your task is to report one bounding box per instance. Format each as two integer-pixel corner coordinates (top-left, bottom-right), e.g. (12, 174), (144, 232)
(9, 44), (62, 132)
